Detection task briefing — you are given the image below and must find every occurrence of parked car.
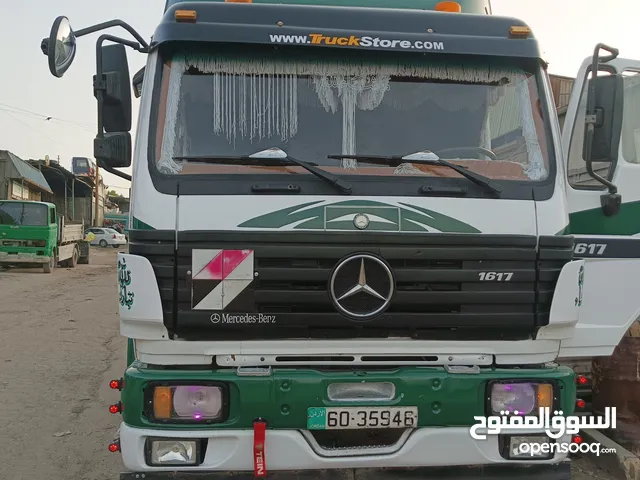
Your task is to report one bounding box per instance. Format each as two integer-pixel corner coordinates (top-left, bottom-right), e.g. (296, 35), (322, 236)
(84, 227), (127, 248)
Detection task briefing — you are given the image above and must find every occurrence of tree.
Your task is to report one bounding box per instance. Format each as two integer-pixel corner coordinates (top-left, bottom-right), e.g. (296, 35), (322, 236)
(107, 190), (120, 197)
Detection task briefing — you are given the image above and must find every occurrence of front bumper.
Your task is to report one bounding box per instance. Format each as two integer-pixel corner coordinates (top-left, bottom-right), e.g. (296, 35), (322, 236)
(120, 463), (571, 479)
(119, 423), (571, 473)
(0, 253), (49, 264)
(105, 240), (127, 246)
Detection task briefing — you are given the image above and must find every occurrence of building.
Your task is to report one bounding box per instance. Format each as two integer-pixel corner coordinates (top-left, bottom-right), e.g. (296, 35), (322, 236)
(28, 158), (108, 227)
(0, 150), (53, 201)
(549, 74), (576, 130)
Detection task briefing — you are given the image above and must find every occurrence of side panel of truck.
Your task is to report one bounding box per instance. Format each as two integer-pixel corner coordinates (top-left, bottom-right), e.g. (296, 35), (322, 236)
(558, 57), (640, 358)
(61, 224), (85, 244)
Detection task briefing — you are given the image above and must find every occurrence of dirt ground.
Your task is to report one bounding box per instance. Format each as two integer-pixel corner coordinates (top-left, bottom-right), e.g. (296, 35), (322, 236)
(0, 247), (125, 480)
(0, 246), (621, 479)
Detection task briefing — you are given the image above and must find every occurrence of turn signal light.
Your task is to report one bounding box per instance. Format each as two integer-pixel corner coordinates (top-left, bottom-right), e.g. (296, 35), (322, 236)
(153, 386), (173, 419)
(175, 10), (197, 22)
(435, 1), (461, 12)
(536, 384), (554, 409)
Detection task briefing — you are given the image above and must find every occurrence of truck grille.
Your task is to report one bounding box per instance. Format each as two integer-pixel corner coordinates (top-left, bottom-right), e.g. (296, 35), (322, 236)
(129, 231), (573, 341)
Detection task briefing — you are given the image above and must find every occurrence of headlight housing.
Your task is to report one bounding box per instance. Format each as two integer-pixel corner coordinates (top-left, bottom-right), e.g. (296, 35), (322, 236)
(145, 382), (229, 424)
(487, 380), (556, 416)
(146, 439), (203, 466)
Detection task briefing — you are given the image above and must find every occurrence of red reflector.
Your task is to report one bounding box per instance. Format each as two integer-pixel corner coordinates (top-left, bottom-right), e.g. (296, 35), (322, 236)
(576, 399), (586, 409)
(577, 376), (588, 385)
(253, 419), (267, 477)
(109, 379), (120, 390)
(108, 442), (120, 452)
(109, 403), (121, 414)
(573, 435), (583, 444)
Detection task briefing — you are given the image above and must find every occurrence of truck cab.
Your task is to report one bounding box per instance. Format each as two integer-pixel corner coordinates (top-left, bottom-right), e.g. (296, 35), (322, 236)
(41, 1), (640, 478)
(0, 200), (58, 271)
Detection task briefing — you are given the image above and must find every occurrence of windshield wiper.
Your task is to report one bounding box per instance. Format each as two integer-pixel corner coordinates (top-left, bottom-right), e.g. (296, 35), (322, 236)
(175, 148), (352, 195)
(328, 151), (502, 197)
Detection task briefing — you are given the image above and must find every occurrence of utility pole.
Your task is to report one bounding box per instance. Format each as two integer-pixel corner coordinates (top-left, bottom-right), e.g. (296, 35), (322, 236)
(94, 163), (100, 226)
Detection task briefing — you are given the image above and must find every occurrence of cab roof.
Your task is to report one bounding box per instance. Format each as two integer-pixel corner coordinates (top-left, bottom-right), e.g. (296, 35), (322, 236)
(164, 0), (492, 14)
(0, 200), (54, 208)
(153, 1), (539, 59)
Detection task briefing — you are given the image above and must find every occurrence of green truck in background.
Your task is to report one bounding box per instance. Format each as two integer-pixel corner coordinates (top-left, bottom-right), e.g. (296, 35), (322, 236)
(0, 200), (90, 273)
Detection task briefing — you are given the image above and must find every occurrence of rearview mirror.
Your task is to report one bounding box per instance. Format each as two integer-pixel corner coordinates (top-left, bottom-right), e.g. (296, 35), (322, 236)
(132, 67), (145, 98)
(44, 16), (76, 78)
(583, 73), (624, 163)
(96, 43), (132, 132)
(94, 132), (132, 168)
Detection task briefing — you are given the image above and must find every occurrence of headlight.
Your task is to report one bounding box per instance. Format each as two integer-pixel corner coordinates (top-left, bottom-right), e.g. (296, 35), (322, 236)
(149, 384), (227, 422)
(146, 439), (201, 466)
(488, 381), (555, 416)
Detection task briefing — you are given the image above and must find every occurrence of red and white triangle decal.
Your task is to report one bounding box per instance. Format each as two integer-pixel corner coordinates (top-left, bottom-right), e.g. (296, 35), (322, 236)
(191, 249), (255, 310)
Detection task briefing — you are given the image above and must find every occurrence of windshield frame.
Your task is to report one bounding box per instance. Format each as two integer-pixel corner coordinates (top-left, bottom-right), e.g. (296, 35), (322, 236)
(0, 202), (50, 227)
(146, 44), (557, 201)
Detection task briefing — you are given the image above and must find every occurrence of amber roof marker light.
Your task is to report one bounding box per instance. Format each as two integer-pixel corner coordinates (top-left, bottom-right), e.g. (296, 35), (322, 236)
(509, 26), (531, 39)
(435, 1), (462, 12)
(175, 10), (197, 22)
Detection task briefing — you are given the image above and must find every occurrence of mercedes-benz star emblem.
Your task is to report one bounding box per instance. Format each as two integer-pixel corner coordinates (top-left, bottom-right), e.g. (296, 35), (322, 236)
(329, 254), (394, 320)
(353, 213), (370, 230)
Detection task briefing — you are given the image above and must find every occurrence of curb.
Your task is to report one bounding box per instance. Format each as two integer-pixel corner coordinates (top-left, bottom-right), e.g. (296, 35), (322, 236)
(580, 428), (640, 480)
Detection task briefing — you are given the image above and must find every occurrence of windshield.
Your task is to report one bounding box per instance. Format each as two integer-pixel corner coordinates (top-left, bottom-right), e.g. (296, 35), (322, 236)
(154, 48), (550, 183)
(0, 202), (48, 227)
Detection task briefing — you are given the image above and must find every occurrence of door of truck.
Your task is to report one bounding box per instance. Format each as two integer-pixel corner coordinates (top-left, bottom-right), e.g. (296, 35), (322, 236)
(56, 214), (64, 247)
(559, 54), (640, 357)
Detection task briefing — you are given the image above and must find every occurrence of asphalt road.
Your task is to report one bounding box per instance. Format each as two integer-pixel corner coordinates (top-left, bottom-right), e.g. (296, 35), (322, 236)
(0, 246), (618, 480)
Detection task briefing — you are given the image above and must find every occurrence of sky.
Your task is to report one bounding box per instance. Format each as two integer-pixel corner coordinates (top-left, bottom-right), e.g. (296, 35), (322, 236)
(1, 0), (639, 195)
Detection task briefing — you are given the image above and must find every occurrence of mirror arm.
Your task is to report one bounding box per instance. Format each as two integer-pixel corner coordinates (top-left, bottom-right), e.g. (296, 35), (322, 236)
(584, 135), (617, 194)
(584, 43), (620, 195)
(98, 162), (132, 182)
(75, 19), (149, 53)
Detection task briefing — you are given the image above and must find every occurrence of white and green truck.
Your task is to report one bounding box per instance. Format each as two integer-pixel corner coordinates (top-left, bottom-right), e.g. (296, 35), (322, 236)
(41, 0), (640, 478)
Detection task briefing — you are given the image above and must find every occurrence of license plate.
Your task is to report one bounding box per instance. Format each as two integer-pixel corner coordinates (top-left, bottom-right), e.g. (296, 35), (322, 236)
(307, 406), (418, 430)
